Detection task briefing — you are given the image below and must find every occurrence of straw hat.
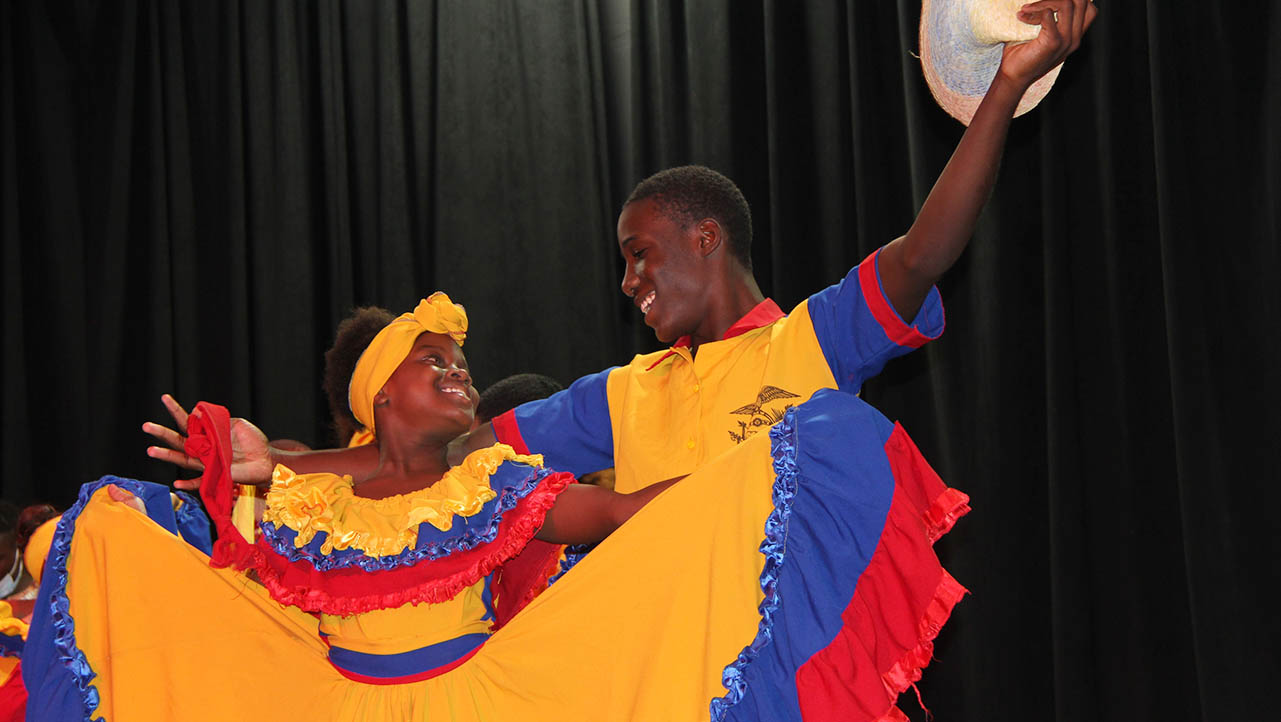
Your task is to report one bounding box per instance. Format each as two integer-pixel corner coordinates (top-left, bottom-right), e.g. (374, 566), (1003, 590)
(920, 0), (1064, 125)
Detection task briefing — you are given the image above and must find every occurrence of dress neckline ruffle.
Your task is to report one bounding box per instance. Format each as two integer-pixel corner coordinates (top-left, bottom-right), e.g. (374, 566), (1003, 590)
(264, 444), (544, 558)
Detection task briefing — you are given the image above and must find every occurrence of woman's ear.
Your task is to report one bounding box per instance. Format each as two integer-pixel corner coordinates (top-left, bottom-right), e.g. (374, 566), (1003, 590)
(373, 388), (389, 406)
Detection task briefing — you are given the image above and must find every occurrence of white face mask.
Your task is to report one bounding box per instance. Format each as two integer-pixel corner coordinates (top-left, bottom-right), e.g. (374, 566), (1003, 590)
(0, 549), (23, 598)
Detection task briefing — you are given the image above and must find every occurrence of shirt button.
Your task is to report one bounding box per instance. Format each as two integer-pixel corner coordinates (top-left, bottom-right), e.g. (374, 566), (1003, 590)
(686, 439), (696, 449)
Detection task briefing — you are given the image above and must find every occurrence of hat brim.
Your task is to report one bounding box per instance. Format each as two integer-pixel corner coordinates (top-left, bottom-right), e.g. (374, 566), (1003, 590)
(920, 0), (1063, 126)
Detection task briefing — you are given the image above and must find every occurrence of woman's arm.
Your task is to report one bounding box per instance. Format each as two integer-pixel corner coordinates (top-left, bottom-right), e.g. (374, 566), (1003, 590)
(144, 393), (498, 488)
(534, 477), (681, 546)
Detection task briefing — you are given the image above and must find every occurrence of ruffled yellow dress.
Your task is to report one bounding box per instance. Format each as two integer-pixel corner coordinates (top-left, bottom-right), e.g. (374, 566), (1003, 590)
(25, 392), (968, 722)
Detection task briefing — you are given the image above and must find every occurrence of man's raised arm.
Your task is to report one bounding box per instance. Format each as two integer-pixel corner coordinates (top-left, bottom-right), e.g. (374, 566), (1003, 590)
(877, 0), (1097, 321)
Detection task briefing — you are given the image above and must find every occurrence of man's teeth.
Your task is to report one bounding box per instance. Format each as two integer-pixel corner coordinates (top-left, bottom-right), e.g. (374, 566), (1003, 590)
(640, 291), (655, 315)
(441, 386), (468, 399)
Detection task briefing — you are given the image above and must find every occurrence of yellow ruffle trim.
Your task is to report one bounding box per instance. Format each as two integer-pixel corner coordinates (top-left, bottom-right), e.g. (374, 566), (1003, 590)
(0, 600), (27, 639)
(262, 444), (544, 558)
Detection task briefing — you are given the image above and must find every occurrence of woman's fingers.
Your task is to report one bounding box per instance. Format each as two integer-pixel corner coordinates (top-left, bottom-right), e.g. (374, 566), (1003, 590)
(172, 476), (203, 491)
(147, 444), (205, 472)
(161, 393), (190, 435)
(106, 484), (147, 514)
(142, 421), (187, 451)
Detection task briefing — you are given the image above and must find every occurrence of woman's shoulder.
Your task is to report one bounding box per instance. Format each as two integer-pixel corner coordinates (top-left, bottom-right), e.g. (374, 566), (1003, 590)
(460, 443), (546, 493)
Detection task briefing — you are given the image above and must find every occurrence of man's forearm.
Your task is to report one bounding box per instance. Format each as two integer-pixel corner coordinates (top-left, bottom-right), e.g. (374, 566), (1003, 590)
(879, 73), (1027, 320)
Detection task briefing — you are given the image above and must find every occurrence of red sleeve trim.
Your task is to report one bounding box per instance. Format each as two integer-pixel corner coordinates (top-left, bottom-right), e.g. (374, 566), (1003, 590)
(491, 409), (531, 455)
(857, 250), (937, 350)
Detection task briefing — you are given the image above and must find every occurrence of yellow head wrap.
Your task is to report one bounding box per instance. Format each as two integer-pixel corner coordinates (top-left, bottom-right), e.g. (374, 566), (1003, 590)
(348, 292), (468, 433)
(23, 514), (61, 587)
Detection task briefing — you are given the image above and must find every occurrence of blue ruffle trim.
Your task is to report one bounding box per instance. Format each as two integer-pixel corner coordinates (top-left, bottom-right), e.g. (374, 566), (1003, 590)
(708, 408), (799, 721)
(257, 464), (557, 572)
(42, 476), (152, 720)
(173, 489), (214, 555)
(546, 543), (593, 586)
(0, 632), (23, 658)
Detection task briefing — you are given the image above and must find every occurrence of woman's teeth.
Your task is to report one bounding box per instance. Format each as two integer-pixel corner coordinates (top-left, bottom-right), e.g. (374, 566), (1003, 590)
(441, 386), (469, 400)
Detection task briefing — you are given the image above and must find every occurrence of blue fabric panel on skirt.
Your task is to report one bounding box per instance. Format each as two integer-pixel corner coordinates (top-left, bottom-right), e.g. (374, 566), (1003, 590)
(174, 490), (213, 555)
(717, 390), (896, 722)
(130, 480), (213, 555)
(328, 633), (490, 680)
(24, 477), (151, 721)
(22, 476), (208, 721)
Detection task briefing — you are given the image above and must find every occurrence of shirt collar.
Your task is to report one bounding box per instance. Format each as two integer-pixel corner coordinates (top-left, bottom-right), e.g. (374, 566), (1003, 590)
(646, 298), (785, 370)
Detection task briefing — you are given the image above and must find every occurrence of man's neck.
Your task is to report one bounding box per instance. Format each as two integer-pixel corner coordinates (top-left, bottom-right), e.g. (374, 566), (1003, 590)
(689, 274), (765, 352)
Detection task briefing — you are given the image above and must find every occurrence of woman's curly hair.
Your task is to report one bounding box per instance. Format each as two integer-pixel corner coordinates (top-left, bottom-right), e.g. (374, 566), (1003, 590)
(322, 306), (396, 446)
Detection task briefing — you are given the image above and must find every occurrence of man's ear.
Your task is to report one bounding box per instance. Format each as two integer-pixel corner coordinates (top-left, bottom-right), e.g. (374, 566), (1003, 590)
(696, 218), (724, 257)
(374, 388), (389, 406)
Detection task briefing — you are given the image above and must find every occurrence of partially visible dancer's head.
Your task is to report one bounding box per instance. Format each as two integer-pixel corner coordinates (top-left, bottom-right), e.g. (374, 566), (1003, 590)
(16, 503), (60, 590)
(0, 501), (59, 601)
(0, 502), (22, 598)
(476, 373), (565, 426)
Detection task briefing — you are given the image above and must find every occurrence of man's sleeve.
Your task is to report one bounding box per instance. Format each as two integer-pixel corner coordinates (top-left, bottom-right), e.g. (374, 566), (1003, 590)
(490, 367), (616, 477)
(808, 248), (945, 393)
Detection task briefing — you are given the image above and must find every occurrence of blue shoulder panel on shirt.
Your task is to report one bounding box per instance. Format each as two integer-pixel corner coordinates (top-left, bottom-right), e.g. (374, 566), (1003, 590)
(808, 259), (943, 393)
(511, 367), (616, 476)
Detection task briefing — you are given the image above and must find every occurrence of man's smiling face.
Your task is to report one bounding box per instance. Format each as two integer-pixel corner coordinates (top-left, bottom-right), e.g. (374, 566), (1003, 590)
(617, 198), (712, 344)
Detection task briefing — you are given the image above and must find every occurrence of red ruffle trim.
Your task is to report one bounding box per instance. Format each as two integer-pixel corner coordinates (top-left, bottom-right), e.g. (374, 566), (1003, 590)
(795, 423), (970, 722)
(185, 402), (576, 616)
(186, 403), (262, 571)
(248, 470), (573, 615)
(489, 539), (565, 631)
(875, 570), (968, 721)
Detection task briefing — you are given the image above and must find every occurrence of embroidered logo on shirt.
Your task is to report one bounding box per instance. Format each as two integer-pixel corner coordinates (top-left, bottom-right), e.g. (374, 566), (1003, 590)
(727, 386), (801, 443)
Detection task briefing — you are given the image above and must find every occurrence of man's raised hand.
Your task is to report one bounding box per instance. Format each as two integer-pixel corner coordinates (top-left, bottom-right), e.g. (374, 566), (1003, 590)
(1001, 0), (1098, 90)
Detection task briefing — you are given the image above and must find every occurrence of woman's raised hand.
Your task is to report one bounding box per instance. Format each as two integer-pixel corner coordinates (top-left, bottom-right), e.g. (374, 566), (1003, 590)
(143, 394), (274, 489)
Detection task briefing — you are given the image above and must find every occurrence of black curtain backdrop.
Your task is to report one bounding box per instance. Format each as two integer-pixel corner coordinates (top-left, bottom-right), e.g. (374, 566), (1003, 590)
(3, 1), (1277, 719)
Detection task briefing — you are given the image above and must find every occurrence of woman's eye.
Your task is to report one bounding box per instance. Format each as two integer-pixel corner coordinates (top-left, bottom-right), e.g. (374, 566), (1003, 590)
(632, 249), (646, 259)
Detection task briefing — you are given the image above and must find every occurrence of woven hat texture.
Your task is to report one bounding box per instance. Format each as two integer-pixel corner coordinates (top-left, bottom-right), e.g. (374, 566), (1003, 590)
(920, 0), (1063, 125)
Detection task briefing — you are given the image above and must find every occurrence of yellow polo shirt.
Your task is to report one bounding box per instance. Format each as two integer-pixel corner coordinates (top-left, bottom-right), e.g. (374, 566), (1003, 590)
(493, 249), (944, 492)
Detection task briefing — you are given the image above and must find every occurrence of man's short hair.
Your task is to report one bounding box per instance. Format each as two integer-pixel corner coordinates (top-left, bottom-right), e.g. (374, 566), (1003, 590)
(625, 165), (753, 269)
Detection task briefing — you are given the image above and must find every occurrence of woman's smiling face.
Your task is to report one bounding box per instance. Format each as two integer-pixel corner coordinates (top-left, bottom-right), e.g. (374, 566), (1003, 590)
(375, 331), (479, 438)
